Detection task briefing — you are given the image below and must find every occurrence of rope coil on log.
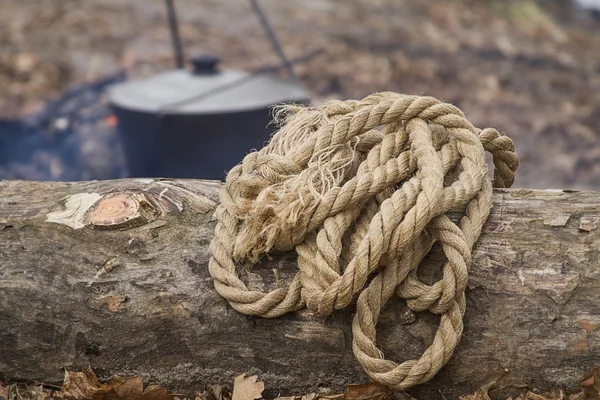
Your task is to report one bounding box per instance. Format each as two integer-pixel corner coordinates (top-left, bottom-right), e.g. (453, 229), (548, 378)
(208, 92), (519, 389)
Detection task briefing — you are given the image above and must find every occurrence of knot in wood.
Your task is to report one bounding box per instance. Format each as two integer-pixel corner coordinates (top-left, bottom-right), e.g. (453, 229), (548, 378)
(86, 192), (158, 230)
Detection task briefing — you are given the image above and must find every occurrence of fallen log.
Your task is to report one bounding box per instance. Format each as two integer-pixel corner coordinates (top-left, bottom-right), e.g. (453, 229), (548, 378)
(0, 179), (599, 399)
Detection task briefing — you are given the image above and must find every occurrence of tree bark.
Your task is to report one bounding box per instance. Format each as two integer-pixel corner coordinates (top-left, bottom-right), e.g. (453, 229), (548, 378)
(0, 179), (599, 399)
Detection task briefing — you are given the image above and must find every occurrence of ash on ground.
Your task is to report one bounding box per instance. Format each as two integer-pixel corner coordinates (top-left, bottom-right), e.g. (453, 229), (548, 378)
(0, 73), (127, 181)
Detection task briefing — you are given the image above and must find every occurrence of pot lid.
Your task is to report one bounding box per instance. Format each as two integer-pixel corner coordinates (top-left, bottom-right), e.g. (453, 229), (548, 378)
(108, 55), (309, 115)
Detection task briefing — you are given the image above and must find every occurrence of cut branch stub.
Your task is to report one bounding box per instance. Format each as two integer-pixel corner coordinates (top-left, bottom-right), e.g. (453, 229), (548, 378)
(85, 192), (159, 230)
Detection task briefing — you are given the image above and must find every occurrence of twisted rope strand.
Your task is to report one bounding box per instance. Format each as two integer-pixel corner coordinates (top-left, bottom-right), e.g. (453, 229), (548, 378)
(208, 92), (518, 389)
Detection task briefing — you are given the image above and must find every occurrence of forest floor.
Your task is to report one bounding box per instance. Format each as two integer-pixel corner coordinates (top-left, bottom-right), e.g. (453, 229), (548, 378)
(1, 367), (600, 400)
(1, 0), (600, 188)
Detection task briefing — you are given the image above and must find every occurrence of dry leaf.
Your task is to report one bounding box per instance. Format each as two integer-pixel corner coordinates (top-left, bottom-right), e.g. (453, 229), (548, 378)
(320, 394), (344, 400)
(196, 384), (230, 400)
(580, 366), (600, 398)
(274, 395), (320, 400)
(345, 382), (393, 400)
(459, 388), (491, 400)
(57, 367), (102, 399)
(512, 389), (571, 400)
(231, 375), (264, 400)
(109, 376), (143, 398)
(531, 389), (566, 399)
(0, 383), (8, 400)
(93, 377), (175, 400)
(35, 385), (54, 400)
(140, 386), (175, 400)
(53, 369), (174, 400)
(1, 384), (53, 400)
(91, 376), (143, 400)
(512, 391), (556, 400)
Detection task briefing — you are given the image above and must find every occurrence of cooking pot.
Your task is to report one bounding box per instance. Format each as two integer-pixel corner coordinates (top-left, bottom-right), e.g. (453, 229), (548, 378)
(108, 55), (309, 180)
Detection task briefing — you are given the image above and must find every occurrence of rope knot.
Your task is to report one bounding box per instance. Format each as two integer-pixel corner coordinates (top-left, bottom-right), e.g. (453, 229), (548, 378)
(209, 92), (518, 389)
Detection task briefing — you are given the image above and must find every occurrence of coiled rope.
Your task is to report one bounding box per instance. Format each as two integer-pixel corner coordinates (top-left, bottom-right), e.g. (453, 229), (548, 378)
(208, 92), (519, 389)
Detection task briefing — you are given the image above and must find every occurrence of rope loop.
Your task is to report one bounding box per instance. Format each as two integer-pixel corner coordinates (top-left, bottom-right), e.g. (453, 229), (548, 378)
(209, 92), (518, 389)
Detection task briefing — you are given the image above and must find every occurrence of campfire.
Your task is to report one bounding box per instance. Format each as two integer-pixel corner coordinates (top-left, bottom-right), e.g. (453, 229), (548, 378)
(0, 72), (127, 181)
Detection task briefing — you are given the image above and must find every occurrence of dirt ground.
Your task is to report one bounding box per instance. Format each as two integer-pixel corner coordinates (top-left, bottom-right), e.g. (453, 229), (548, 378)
(0, 0), (599, 189)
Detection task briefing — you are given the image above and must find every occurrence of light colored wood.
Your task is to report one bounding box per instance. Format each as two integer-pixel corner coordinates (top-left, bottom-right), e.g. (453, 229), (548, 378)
(0, 179), (599, 399)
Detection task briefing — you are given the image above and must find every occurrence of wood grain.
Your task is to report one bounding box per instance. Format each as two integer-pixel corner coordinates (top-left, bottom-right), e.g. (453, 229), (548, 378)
(0, 179), (599, 399)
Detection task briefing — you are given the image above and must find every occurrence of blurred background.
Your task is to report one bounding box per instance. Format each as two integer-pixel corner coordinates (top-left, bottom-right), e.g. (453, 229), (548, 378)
(0, 0), (599, 189)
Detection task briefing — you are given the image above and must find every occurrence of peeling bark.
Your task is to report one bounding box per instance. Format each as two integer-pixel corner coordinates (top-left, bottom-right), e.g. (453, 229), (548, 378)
(0, 179), (599, 399)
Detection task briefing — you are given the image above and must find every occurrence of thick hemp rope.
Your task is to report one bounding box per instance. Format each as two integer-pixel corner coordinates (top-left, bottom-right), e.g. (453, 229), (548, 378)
(208, 92), (519, 389)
